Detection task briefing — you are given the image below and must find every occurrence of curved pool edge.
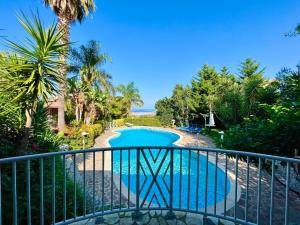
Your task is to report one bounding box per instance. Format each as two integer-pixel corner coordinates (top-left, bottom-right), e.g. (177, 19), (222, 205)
(113, 156), (240, 216)
(105, 126), (184, 147)
(103, 126), (241, 215)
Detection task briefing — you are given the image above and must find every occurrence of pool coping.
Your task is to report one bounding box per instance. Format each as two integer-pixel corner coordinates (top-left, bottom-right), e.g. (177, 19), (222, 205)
(103, 126), (241, 215)
(104, 126), (184, 147)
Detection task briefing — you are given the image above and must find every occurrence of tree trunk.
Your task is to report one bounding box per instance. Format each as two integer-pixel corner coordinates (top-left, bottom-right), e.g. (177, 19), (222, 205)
(75, 105), (79, 122)
(79, 107), (83, 122)
(57, 16), (71, 131)
(19, 108), (33, 151)
(85, 111), (91, 125)
(75, 99), (79, 122)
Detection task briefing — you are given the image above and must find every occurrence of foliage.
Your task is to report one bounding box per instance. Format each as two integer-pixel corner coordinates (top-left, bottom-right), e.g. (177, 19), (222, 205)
(67, 40), (113, 125)
(223, 103), (300, 156)
(0, 93), (23, 157)
(67, 41), (143, 124)
(0, 12), (65, 150)
(202, 128), (223, 147)
(43, 0), (95, 23)
(69, 40), (112, 90)
(171, 84), (195, 124)
(156, 59), (300, 156)
(0, 12), (85, 223)
(155, 97), (174, 126)
(113, 118), (125, 127)
(0, 13), (64, 105)
(107, 96), (128, 119)
(158, 112), (174, 127)
(238, 58), (265, 79)
(124, 116), (162, 127)
(1, 156), (83, 225)
(43, 0), (96, 130)
(63, 123), (104, 149)
(276, 68), (300, 103)
(116, 82), (144, 116)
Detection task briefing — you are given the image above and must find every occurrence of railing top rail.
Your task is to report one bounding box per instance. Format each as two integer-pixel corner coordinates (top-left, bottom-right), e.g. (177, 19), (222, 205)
(0, 146), (299, 164)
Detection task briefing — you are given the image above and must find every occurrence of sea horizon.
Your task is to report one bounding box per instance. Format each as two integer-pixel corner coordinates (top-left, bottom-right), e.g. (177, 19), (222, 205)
(131, 108), (156, 113)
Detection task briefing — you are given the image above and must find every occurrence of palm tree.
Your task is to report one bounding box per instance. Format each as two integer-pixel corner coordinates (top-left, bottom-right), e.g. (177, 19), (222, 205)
(43, 0), (95, 130)
(84, 86), (108, 125)
(117, 82), (144, 116)
(69, 40), (113, 124)
(69, 40), (113, 90)
(66, 77), (85, 122)
(0, 13), (65, 149)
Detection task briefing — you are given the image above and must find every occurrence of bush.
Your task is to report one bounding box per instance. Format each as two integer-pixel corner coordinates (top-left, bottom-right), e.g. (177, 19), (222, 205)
(202, 128), (223, 147)
(158, 112), (173, 127)
(0, 99), (83, 224)
(113, 118), (125, 127)
(63, 123), (104, 149)
(222, 103), (300, 156)
(1, 156), (83, 225)
(124, 116), (162, 127)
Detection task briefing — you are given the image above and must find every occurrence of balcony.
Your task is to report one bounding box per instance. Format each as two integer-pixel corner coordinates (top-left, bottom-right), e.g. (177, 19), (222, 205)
(0, 147), (299, 225)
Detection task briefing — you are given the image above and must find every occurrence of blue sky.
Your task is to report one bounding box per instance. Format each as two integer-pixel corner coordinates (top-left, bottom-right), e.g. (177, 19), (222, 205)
(1, 0), (300, 108)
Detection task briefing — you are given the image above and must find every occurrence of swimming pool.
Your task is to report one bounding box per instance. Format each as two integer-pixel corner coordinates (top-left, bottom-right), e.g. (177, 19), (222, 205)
(108, 128), (231, 210)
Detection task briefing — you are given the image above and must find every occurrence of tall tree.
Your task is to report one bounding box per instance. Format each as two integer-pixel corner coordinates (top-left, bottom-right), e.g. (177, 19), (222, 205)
(0, 13), (65, 149)
(155, 97), (174, 126)
(117, 82), (144, 116)
(171, 84), (194, 125)
(69, 40), (113, 124)
(239, 58), (265, 79)
(43, 0), (95, 130)
(276, 68), (300, 103)
(66, 77), (85, 122)
(69, 40), (112, 91)
(191, 64), (219, 120)
(213, 70), (243, 127)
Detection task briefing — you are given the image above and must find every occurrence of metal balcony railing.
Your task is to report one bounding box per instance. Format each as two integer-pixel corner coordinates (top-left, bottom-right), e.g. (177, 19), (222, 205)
(0, 147), (299, 225)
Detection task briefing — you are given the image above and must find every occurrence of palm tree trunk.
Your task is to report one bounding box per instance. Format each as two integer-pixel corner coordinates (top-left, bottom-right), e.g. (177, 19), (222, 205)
(79, 105), (83, 121)
(57, 16), (71, 131)
(75, 105), (79, 122)
(19, 108), (33, 151)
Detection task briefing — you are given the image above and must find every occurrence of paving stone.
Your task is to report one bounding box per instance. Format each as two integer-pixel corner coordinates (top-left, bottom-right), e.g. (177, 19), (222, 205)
(119, 217), (134, 225)
(148, 218), (159, 225)
(219, 219), (236, 225)
(175, 211), (186, 219)
(103, 214), (119, 224)
(157, 216), (168, 225)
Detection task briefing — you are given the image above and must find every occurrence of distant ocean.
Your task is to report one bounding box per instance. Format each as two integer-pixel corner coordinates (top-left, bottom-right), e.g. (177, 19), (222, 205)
(131, 109), (156, 113)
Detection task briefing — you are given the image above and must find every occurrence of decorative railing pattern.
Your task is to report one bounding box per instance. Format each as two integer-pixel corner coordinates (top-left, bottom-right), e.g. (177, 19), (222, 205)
(0, 147), (299, 225)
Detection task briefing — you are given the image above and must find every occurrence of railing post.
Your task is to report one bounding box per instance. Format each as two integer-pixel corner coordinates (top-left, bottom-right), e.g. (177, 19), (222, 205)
(40, 159), (44, 225)
(165, 148), (175, 219)
(26, 160), (31, 225)
(284, 162), (290, 225)
(0, 167), (2, 225)
(132, 148), (142, 221)
(12, 162), (17, 225)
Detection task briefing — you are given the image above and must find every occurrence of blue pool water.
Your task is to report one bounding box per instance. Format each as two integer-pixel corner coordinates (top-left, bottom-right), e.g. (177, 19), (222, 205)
(109, 128), (230, 209)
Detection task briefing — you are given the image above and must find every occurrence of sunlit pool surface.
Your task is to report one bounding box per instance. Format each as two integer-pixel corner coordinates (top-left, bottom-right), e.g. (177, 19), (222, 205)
(109, 128), (230, 209)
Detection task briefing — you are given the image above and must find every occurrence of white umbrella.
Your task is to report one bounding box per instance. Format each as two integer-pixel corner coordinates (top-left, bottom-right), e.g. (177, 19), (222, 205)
(208, 110), (215, 127)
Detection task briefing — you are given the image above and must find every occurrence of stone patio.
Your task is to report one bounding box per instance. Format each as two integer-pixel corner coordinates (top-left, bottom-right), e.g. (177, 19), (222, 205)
(70, 210), (235, 225)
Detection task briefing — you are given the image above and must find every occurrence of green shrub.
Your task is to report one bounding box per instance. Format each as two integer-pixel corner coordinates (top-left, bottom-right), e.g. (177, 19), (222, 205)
(113, 118), (125, 127)
(1, 157), (83, 225)
(63, 123), (104, 149)
(222, 103), (300, 156)
(202, 128), (223, 147)
(158, 112), (173, 127)
(124, 116), (162, 127)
